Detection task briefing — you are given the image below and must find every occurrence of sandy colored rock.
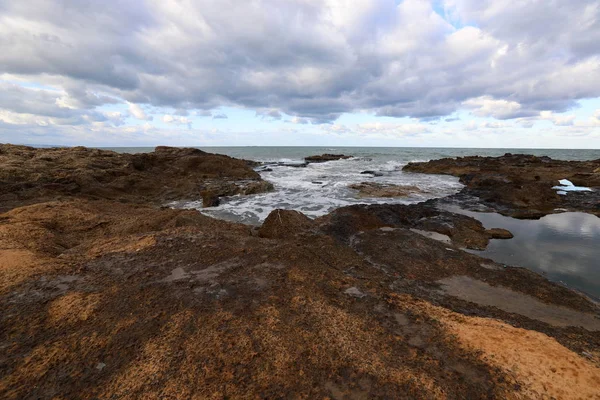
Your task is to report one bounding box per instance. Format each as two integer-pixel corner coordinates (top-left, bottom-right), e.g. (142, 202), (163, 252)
(349, 182), (423, 198)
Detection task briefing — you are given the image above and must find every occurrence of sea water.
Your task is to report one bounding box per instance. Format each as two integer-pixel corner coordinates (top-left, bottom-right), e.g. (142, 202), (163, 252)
(106, 146), (600, 298)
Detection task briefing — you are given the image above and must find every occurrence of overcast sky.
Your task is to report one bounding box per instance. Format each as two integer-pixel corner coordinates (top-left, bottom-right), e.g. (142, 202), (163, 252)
(1, 0), (599, 148)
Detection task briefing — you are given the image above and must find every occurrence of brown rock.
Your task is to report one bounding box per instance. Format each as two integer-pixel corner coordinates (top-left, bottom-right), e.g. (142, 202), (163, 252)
(349, 182), (423, 198)
(258, 209), (315, 239)
(0, 145), (272, 212)
(201, 190), (220, 207)
(404, 154), (600, 217)
(3, 146), (600, 399)
(486, 228), (514, 239)
(305, 153), (352, 163)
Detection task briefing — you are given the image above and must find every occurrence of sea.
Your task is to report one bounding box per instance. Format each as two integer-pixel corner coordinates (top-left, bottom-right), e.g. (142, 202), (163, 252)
(104, 146), (600, 299)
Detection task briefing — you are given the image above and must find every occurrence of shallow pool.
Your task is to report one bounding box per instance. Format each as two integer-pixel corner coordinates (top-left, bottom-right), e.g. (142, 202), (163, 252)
(444, 208), (600, 300)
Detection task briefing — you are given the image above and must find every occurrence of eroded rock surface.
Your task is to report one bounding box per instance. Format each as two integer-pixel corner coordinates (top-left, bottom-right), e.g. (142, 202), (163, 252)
(0, 144), (273, 212)
(1, 148), (599, 399)
(404, 153), (600, 217)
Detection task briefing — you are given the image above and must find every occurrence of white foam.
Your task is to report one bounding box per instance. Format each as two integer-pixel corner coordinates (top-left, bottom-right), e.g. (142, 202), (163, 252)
(181, 156), (464, 224)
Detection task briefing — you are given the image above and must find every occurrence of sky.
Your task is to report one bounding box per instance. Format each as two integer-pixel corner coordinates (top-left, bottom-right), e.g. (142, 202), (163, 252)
(0, 0), (599, 148)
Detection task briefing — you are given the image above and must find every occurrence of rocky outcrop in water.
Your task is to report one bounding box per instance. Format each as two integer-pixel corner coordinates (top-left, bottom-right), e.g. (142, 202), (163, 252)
(404, 153), (600, 217)
(305, 153), (352, 163)
(349, 182), (424, 198)
(1, 147), (599, 399)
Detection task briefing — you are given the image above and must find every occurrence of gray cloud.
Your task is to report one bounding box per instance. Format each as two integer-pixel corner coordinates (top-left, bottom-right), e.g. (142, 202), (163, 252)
(0, 0), (599, 124)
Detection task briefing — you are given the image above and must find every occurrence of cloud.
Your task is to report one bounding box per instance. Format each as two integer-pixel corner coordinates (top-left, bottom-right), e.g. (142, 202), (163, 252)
(289, 116), (309, 124)
(194, 110), (213, 117)
(128, 102), (152, 121)
(257, 109), (283, 121)
(540, 111), (576, 126)
(0, 0), (599, 134)
(162, 114), (191, 128)
(212, 113), (228, 120)
(463, 96), (527, 119)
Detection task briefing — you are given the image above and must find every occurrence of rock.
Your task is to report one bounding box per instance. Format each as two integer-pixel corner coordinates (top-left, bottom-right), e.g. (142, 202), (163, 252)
(404, 154), (600, 217)
(240, 181), (274, 195)
(258, 209), (315, 239)
(344, 287), (366, 298)
(360, 170), (384, 176)
(4, 146), (600, 399)
(349, 182), (423, 198)
(305, 154), (352, 163)
(486, 228), (514, 239)
(317, 202), (493, 250)
(201, 191), (220, 207)
(0, 145), (273, 212)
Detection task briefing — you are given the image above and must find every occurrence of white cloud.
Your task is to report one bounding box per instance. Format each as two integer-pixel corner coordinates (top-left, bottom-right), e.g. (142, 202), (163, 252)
(128, 102), (152, 121)
(540, 111), (576, 126)
(463, 96), (524, 119)
(0, 0), (599, 145)
(163, 114), (191, 127)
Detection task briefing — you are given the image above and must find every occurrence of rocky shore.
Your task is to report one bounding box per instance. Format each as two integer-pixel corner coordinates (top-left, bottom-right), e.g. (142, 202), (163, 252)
(404, 153), (600, 218)
(1, 146), (599, 399)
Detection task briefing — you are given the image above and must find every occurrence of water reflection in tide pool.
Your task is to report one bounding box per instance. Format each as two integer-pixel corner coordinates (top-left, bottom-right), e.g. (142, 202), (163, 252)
(446, 208), (600, 300)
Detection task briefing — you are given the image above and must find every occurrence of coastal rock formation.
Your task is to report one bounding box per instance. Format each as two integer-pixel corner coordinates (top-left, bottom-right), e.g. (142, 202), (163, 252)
(486, 228), (514, 239)
(349, 182), (423, 198)
(305, 153), (352, 163)
(258, 209), (315, 239)
(2, 147), (599, 399)
(404, 153), (600, 217)
(0, 144), (273, 212)
(317, 202), (506, 250)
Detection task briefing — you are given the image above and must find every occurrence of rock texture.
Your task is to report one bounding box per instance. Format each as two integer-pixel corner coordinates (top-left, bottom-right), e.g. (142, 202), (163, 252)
(305, 153), (352, 163)
(1, 147), (599, 399)
(349, 182), (424, 198)
(258, 209), (315, 239)
(0, 144), (273, 212)
(404, 153), (600, 217)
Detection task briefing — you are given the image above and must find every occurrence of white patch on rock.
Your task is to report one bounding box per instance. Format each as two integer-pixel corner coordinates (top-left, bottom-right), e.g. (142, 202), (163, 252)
(553, 178), (592, 193)
(344, 287), (366, 298)
(410, 229), (452, 244)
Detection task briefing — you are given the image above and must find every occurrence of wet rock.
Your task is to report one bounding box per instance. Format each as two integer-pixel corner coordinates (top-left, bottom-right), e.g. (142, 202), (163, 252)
(258, 209), (315, 239)
(486, 228), (514, 239)
(349, 182), (423, 198)
(317, 202), (492, 250)
(305, 154), (352, 163)
(201, 191), (220, 207)
(360, 170), (384, 176)
(404, 154), (600, 217)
